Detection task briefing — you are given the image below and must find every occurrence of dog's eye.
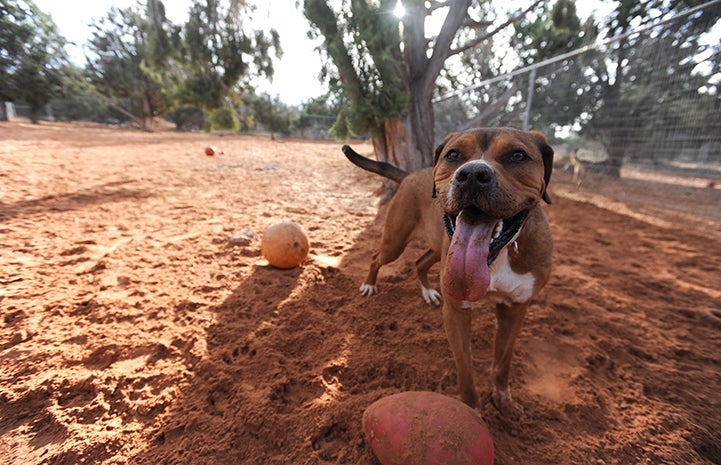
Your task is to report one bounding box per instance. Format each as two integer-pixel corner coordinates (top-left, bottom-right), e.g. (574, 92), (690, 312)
(510, 151), (529, 162)
(444, 149), (462, 163)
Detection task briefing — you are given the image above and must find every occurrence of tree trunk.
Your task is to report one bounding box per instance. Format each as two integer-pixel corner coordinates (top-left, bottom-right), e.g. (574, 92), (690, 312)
(369, 119), (410, 201)
(142, 92), (154, 130)
(601, 140), (624, 178)
(597, 41), (627, 178)
(370, 94), (435, 172)
(370, 84), (436, 200)
(408, 86), (435, 168)
(369, 99), (436, 200)
(305, 0), (475, 197)
(29, 109), (40, 124)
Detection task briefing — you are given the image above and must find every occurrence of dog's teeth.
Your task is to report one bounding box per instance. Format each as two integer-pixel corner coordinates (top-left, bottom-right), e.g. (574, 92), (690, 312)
(492, 221), (503, 240)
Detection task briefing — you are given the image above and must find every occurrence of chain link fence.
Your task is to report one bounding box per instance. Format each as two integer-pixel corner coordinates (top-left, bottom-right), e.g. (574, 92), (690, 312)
(434, 3), (721, 179)
(2, 98), (336, 139)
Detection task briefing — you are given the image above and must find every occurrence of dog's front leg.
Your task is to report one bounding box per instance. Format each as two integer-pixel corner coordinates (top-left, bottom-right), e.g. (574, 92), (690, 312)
(442, 299), (479, 408)
(492, 301), (528, 417)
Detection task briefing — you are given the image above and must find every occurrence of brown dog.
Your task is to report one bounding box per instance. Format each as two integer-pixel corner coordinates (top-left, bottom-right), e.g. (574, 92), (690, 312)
(555, 147), (584, 187)
(343, 127), (554, 414)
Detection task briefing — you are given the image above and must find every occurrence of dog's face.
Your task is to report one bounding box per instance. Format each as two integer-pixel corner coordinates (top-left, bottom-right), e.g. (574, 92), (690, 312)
(433, 128), (553, 217)
(432, 128), (553, 302)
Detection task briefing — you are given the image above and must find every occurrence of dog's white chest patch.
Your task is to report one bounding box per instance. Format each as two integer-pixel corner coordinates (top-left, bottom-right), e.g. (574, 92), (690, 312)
(487, 247), (535, 305)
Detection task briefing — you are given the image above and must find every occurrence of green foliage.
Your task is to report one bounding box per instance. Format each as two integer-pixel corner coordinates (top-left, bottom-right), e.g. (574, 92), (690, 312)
(50, 65), (112, 122)
(0, 0), (69, 122)
(238, 92), (296, 135)
(167, 106), (205, 130)
(177, 0), (281, 111)
(0, 1), (26, 101)
(303, 0), (408, 136)
(86, 1), (176, 122)
(578, 0), (721, 170)
(328, 105), (355, 141)
(510, 0), (587, 134)
(85, 0), (281, 128)
(296, 93), (340, 138)
(206, 106), (240, 132)
(514, 0), (583, 63)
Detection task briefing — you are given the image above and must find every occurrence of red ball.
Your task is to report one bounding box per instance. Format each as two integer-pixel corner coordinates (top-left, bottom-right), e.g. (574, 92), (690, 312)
(205, 146), (216, 156)
(363, 391), (494, 465)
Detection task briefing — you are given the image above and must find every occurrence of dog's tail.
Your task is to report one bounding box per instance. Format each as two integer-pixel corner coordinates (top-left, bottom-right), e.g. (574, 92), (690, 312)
(342, 145), (408, 183)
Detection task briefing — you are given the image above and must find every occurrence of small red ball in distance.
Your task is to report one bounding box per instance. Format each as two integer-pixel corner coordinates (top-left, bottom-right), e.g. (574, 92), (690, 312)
(363, 391), (494, 465)
(205, 146), (215, 156)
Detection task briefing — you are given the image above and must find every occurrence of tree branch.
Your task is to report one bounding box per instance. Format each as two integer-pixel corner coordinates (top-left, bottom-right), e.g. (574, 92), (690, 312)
(403, 0), (430, 81)
(462, 17), (493, 29)
(426, 1), (450, 14)
(458, 82), (518, 130)
(421, 0), (472, 93)
(451, 0), (545, 57)
(351, 0), (405, 94)
(303, 0), (364, 104)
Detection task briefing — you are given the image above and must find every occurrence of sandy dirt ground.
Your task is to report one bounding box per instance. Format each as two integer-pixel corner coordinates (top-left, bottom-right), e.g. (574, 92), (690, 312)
(2, 121), (721, 465)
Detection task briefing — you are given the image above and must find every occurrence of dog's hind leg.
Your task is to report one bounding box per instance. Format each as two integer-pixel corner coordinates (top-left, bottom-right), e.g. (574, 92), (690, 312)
(416, 249), (441, 306)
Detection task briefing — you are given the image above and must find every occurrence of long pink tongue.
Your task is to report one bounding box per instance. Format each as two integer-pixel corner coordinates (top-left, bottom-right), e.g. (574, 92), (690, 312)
(443, 214), (495, 301)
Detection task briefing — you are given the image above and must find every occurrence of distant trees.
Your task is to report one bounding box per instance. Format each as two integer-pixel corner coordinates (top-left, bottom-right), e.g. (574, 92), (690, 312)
(296, 94), (340, 138)
(85, 0), (281, 130)
(0, 0), (69, 123)
(86, 0), (178, 127)
(433, 0), (586, 136)
(436, 0), (720, 174)
(0, 0), (331, 136)
(178, 0), (280, 130)
(578, 0), (721, 174)
(3, 0), (717, 169)
(511, 0), (586, 133)
(234, 92), (340, 139)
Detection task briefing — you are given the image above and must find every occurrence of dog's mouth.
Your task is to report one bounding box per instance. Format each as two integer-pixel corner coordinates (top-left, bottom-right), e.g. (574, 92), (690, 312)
(443, 207), (528, 302)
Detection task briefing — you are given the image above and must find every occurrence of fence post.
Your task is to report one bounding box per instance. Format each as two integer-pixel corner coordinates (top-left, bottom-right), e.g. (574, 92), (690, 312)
(45, 103), (55, 121)
(5, 102), (17, 120)
(523, 68), (536, 131)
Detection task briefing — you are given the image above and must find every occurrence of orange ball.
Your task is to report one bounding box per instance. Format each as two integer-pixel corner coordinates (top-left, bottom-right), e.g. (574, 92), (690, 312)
(261, 220), (309, 269)
(205, 146), (216, 156)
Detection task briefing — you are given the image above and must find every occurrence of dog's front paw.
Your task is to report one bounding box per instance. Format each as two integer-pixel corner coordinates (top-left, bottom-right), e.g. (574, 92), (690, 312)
(360, 283), (379, 296)
(421, 286), (441, 306)
(492, 389), (525, 419)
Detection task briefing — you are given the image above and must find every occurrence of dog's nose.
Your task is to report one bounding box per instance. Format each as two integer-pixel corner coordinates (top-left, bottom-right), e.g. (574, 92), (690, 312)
(454, 163), (495, 189)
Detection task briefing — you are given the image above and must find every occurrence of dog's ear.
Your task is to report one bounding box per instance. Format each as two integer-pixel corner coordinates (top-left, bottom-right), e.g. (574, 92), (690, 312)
(529, 131), (554, 204)
(433, 132), (458, 166)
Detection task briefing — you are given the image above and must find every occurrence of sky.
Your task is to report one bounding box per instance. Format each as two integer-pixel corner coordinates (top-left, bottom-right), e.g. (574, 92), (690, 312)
(33, 0), (327, 105)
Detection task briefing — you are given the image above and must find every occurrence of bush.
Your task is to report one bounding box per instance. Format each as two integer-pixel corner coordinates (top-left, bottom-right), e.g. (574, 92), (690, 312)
(206, 106), (240, 132)
(169, 106), (205, 130)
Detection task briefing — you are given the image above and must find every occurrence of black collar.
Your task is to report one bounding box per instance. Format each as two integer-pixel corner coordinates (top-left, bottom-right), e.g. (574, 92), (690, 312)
(443, 213), (457, 239)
